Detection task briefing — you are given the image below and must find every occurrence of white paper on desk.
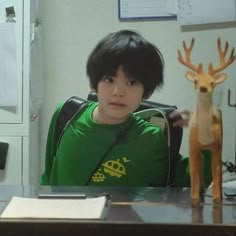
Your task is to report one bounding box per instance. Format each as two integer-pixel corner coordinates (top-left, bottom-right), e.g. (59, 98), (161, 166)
(0, 22), (17, 106)
(1, 196), (109, 219)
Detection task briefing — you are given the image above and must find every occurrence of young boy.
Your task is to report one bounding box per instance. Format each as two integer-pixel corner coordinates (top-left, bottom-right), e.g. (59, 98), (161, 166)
(40, 30), (195, 187)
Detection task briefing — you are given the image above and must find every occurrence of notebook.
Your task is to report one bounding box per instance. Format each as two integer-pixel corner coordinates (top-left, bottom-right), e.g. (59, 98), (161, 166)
(1, 195), (110, 219)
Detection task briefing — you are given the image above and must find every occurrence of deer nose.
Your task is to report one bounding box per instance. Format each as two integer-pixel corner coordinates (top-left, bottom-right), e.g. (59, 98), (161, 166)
(199, 86), (208, 93)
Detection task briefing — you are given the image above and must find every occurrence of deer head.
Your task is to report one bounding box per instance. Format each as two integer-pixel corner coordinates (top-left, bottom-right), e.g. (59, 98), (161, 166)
(178, 38), (235, 94)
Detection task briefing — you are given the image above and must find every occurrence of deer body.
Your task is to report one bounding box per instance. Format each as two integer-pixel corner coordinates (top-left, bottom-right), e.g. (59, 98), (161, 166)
(196, 93), (214, 145)
(188, 97), (222, 206)
(178, 38), (235, 207)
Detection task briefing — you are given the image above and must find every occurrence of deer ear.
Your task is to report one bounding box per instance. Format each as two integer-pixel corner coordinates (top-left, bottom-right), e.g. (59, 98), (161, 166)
(213, 73), (227, 84)
(185, 71), (197, 82)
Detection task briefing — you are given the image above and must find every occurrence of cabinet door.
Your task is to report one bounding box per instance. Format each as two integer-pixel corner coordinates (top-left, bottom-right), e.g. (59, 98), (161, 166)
(0, 0), (23, 123)
(0, 136), (22, 185)
(221, 79), (236, 164)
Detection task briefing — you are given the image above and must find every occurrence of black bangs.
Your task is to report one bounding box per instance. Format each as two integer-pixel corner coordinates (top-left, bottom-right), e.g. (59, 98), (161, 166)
(86, 30), (164, 97)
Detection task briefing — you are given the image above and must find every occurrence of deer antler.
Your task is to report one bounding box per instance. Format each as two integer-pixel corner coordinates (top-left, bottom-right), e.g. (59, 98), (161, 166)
(177, 38), (203, 73)
(208, 37), (235, 75)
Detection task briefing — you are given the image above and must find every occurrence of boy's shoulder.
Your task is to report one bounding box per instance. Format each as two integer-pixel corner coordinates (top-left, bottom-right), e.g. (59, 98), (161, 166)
(134, 113), (162, 129)
(132, 114), (164, 139)
(54, 99), (97, 126)
(53, 98), (97, 147)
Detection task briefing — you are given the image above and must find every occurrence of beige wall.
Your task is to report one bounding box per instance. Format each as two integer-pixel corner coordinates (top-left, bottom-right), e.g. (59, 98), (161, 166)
(38, 0), (236, 173)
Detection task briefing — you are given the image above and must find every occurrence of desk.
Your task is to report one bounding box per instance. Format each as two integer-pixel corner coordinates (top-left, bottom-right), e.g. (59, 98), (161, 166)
(0, 186), (236, 236)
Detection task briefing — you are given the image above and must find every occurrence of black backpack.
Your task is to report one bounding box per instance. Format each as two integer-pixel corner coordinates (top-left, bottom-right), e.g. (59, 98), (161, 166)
(55, 93), (183, 186)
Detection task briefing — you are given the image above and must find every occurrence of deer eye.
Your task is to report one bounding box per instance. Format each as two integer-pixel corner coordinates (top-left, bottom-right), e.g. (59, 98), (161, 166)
(194, 79), (198, 85)
(210, 80), (214, 86)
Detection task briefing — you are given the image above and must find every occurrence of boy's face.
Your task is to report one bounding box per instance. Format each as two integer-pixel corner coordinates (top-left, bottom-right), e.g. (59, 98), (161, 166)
(93, 66), (144, 124)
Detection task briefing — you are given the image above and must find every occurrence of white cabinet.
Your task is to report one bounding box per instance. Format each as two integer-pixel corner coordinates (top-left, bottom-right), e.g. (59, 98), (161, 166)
(0, 0), (23, 124)
(0, 0), (39, 185)
(0, 137), (22, 185)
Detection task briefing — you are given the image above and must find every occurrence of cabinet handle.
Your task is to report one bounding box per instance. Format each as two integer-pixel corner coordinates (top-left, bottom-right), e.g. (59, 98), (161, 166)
(0, 142), (9, 169)
(227, 89), (236, 108)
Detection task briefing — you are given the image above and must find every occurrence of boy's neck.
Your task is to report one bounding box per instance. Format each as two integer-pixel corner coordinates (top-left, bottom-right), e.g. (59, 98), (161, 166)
(92, 106), (130, 125)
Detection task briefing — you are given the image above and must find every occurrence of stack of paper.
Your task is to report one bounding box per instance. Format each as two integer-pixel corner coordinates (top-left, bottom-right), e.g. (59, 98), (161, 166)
(1, 196), (110, 219)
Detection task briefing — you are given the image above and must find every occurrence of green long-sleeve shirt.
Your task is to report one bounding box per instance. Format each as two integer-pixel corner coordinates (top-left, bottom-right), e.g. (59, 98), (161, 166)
(41, 102), (212, 187)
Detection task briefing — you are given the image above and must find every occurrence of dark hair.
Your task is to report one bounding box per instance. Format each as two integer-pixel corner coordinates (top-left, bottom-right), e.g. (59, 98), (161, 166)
(86, 30), (164, 98)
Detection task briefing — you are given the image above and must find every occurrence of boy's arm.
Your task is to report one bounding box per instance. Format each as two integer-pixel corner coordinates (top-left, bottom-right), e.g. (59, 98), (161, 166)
(175, 150), (212, 187)
(40, 103), (63, 185)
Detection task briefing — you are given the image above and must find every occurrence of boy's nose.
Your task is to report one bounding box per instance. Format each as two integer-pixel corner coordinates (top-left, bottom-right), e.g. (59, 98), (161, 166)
(113, 84), (126, 97)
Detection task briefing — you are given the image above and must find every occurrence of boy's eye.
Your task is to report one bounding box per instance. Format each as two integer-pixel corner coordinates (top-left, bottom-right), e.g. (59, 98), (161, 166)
(128, 79), (139, 86)
(102, 75), (114, 83)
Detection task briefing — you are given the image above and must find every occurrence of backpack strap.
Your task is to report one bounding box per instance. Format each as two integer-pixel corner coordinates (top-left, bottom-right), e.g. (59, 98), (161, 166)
(55, 96), (88, 149)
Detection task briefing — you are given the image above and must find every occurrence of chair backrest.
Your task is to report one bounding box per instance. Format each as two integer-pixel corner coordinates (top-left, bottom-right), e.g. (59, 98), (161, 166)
(87, 92), (183, 186)
(55, 96), (87, 149)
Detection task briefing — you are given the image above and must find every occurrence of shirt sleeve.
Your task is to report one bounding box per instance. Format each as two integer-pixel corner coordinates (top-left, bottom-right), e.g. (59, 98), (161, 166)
(40, 102), (63, 185)
(175, 150), (212, 187)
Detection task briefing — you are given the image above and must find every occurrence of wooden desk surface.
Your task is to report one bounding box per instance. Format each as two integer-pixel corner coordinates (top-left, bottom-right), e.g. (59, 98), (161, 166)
(0, 185), (236, 236)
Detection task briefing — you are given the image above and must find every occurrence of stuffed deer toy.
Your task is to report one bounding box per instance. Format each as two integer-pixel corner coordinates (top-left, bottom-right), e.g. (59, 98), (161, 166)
(178, 38), (235, 207)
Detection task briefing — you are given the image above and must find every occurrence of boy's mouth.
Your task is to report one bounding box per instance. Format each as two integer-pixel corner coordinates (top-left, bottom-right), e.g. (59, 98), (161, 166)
(109, 102), (126, 107)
